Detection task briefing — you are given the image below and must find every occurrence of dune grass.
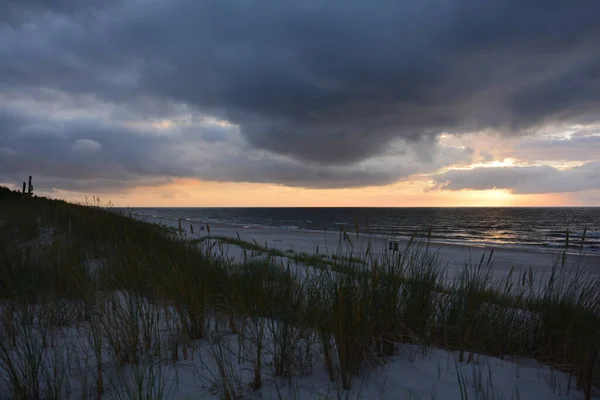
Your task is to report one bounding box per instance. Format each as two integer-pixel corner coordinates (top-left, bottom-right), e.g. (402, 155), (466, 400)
(0, 186), (598, 399)
(191, 235), (367, 270)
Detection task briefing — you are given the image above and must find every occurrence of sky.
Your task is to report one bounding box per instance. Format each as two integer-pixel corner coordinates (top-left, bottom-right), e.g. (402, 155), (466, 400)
(1, 0), (599, 207)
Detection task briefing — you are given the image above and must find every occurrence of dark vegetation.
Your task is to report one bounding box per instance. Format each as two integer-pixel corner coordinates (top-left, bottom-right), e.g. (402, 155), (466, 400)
(0, 186), (598, 399)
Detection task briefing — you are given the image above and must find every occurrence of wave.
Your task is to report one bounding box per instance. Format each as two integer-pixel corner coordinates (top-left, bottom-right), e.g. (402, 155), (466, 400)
(123, 207), (600, 254)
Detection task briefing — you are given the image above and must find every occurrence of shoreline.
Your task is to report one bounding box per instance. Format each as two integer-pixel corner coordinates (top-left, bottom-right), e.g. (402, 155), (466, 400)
(127, 209), (600, 256)
(135, 214), (600, 273)
(206, 221), (595, 256)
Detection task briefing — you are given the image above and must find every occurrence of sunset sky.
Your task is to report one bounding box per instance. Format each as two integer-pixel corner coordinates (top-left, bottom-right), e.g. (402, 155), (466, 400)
(1, 1), (599, 207)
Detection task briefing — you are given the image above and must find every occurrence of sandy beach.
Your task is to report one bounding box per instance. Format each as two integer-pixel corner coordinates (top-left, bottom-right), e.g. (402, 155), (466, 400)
(149, 217), (600, 277)
(2, 191), (599, 400)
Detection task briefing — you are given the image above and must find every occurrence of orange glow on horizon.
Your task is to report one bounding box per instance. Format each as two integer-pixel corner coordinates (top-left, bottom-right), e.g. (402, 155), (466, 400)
(35, 178), (588, 208)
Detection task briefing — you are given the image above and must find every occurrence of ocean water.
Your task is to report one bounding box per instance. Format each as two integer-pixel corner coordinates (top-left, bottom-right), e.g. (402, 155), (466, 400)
(128, 207), (600, 254)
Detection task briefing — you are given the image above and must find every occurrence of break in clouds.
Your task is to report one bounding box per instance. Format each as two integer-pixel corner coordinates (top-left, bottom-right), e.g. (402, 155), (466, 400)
(431, 162), (600, 194)
(1, 0), (600, 193)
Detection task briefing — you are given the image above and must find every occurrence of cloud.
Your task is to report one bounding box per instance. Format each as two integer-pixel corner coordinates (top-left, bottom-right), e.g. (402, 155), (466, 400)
(1, 0), (600, 191)
(512, 130), (600, 162)
(430, 162), (600, 194)
(0, 0), (120, 25)
(72, 139), (102, 154)
(0, 147), (18, 157)
(0, 91), (474, 192)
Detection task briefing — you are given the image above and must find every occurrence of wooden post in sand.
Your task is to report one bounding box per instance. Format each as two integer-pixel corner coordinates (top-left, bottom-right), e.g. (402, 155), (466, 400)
(22, 182), (26, 194)
(27, 176), (33, 195)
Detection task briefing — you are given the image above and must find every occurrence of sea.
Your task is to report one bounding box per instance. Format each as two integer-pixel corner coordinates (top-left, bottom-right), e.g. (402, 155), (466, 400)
(127, 207), (600, 254)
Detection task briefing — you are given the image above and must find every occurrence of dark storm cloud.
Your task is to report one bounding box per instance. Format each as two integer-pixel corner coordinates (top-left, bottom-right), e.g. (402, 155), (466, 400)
(1, 0), (600, 191)
(0, 0), (120, 25)
(508, 64), (600, 129)
(430, 163), (600, 194)
(0, 92), (473, 192)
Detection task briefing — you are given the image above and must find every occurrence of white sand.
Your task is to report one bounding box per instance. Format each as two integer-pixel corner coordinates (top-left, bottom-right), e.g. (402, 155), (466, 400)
(1, 292), (590, 400)
(152, 217), (600, 277)
(2, 216), (597, 399)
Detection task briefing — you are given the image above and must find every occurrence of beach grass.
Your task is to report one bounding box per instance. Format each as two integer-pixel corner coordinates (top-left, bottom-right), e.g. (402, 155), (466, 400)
(0, 186), (598, 399)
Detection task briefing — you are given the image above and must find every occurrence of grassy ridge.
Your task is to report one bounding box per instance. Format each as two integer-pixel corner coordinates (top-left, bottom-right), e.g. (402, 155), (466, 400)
(191, 235), (368, 270)
(0, 186), (598, 399)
